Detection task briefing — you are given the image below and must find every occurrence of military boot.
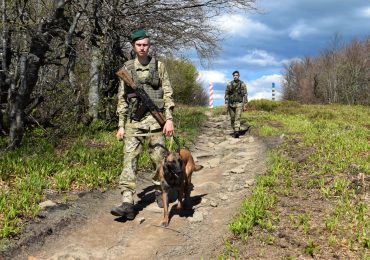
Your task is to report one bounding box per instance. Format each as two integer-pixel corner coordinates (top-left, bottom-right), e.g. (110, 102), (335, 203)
(233, 131), (240, 138)
(155, 190), (164, 208)
(110, 202), (136, 220)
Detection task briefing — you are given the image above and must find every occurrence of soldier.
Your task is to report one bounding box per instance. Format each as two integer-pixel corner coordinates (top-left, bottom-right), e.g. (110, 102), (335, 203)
(224, 70), (248, 138)
(111, 29), (175, 219)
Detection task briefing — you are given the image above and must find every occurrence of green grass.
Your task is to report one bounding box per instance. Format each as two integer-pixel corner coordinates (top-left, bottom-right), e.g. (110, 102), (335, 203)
(226, 101), (370, 258)
(0, 107), (207, 240)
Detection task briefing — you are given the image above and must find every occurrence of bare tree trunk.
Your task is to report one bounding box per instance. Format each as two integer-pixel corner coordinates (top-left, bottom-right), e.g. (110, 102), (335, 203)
(89, 46), (102, 121)
(7, 0), (70, 148)
(0, 0), (8, 134)
(8, 53), (27, 148)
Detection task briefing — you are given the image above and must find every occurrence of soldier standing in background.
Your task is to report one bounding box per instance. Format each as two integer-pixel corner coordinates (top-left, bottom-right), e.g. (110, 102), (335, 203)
(111, 29), (175, 219)
(224, 70), (248, 138)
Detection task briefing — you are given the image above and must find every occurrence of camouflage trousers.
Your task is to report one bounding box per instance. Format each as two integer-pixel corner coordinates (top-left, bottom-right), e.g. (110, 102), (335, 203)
(228, 103), (243, 132)
(119, 128), (166, 204)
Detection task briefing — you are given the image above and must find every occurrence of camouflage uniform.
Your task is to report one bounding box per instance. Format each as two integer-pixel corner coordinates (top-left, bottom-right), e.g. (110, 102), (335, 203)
(117, 58), (174, 204)
(224, 80), (247, 133)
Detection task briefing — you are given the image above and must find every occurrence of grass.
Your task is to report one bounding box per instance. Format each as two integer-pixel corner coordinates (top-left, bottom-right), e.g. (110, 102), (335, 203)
(0, 106), (207, 241)
(225, 101), (370, 258)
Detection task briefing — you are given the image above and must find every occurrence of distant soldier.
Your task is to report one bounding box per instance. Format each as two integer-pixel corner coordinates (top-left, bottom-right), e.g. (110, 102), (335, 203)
(224, 70), (248, 138)
(111, 29), (175, 219)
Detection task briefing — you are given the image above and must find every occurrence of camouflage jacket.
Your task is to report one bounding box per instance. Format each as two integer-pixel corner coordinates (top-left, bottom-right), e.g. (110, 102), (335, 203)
(224, 80), (248, 106)
(116, 58), (175, 130)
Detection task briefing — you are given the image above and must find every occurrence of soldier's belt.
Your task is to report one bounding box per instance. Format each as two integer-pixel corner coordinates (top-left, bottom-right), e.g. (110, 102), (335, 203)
(125, 129), (163, 137)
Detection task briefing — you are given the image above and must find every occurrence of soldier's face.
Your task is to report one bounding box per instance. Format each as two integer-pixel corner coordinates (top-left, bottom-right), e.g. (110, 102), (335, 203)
(133, 38), (150, 58)
(233, 73), (240, 81)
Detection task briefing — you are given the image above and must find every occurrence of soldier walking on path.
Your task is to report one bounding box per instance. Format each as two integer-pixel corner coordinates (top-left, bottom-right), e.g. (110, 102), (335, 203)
(224, 71), (248, 138)
(111, 29), (175, 219)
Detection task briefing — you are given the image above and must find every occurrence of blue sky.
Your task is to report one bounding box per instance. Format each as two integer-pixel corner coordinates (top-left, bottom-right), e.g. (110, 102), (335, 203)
(191, 0), (370, 107)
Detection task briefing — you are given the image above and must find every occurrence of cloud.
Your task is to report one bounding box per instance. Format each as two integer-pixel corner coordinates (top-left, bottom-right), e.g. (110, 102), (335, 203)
(214, 14), (271, 36)
(213, 92), (224, 100)
(250, 91), (278, 100)
(288, 21), (319, 40)
(359, 7), (370, 17)
(247, 74), (284, 91)
(241, 49), (280, 66)
(197, 70), (227, 84)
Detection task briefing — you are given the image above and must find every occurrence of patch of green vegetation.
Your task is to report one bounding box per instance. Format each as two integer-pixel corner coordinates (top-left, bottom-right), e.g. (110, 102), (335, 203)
(247, 99), (282, 112)
(0, 107), (207, 239)
(229, 103), (370, 257)
(305, 239), (318, 257)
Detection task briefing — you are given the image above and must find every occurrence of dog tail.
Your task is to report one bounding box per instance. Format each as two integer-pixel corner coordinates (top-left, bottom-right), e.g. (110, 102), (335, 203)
(194, 164), (203, 172)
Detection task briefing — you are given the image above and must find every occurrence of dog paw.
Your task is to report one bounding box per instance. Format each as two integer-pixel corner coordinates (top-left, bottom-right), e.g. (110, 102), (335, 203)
(161, 221), (169, 227)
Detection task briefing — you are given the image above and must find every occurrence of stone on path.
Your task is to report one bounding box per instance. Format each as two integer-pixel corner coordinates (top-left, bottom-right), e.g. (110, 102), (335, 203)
(39, 200), (57, 209)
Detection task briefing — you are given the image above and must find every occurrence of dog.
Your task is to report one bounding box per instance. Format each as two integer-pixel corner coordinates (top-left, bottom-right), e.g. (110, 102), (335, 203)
(159, 148), (203, 226)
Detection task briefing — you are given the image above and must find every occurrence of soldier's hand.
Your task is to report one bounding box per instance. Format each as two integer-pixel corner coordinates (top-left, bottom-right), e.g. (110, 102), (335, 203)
(116, 127), (125, 140)
(163, 120), (174, 137)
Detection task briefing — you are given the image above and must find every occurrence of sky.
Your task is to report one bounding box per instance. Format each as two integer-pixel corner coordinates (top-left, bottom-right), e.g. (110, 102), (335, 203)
(191, 0), (370, 107)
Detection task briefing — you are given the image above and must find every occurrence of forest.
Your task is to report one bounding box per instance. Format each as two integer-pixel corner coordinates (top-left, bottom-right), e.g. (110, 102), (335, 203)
(282, 36), (370, 105)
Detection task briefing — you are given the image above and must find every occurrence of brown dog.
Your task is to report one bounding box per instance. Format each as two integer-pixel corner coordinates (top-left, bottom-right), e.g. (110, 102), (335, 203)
(159, 149), (203, 226)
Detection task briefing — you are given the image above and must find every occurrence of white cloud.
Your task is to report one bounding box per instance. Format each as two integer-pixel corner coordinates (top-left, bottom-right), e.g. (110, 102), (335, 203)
(289, 21), (318, 40)
(215, 14), (270, 36)
(197, 70), (227, 84)
(241, 49), (280, 66)
(213, 92), (224, 100)
(360, 7), (370, 17)
(250, 91), (274, 100)
(210, 90), (226, 107)
(247, 74), (283, 91)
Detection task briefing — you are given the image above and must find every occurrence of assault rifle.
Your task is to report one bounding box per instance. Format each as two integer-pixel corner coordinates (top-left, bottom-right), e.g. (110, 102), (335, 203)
(116, 69), (166, 127)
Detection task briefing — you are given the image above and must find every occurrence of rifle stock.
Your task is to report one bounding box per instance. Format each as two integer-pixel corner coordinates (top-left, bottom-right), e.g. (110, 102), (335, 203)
(116, 69), (166, 127)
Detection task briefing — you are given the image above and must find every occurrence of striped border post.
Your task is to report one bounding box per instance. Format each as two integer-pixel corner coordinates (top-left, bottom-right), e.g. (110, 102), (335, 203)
(209, 82), (214, 108)
(272, 82), (276, 101)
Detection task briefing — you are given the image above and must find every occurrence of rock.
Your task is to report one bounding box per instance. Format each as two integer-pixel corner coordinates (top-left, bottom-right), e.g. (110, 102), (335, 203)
(245, 179), (255, 187)
(136, 217), (145, 224)
(248, 136), (254, 143)
(230, 165), (245, 174)
(39, 200), (57, 209)
(219, 194), (229, 201)
(188, 211), (204, 223)
(222, 172), (230, 176)
(210, 201), (218, 207)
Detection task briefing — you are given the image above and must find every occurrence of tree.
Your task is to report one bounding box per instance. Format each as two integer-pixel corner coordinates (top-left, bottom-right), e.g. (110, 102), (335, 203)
(164, 57), (207, 106)
(282, 36), (369, 106)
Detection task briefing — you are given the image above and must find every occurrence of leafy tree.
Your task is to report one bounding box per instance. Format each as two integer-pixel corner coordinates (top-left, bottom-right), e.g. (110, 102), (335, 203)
(164, 57), (208, 106)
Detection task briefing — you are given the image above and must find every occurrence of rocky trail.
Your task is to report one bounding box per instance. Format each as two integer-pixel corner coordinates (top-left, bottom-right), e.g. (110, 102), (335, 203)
(4, 112), (268, 260)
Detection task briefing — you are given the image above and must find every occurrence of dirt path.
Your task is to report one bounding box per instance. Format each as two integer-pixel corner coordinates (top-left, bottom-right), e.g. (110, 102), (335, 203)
(7, 112), (268, 260)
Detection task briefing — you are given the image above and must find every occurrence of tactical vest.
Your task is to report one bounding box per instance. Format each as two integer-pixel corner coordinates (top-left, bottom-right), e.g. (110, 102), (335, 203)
(228, 80), (244, 103)
(124, 57), (164, 116)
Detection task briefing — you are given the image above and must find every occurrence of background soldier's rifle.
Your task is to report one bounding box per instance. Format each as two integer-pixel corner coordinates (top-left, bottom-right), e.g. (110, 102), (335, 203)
(116, 69), (166, 127)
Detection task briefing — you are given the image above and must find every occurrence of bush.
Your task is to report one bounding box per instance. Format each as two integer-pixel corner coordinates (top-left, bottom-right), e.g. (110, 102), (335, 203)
(247, 99), (281, 112)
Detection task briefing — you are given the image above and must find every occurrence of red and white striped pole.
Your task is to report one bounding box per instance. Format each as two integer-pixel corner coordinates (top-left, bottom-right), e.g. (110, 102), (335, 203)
(209, 82), (214, 108)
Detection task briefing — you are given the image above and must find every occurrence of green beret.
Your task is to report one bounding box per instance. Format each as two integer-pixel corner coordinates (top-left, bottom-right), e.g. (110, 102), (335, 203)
(131, 29), (149, 42)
